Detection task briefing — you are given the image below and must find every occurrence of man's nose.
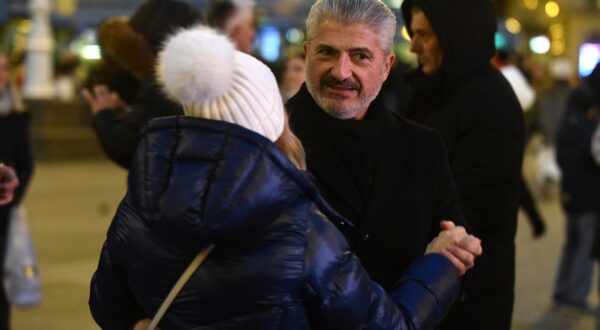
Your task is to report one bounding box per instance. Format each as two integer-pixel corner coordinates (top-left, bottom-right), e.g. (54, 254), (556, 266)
(331, 54), (352, 80)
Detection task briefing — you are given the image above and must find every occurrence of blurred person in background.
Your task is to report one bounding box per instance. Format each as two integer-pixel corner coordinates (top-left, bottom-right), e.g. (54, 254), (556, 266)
(83, 0), (201, 169)
(536, 58), (575, 194)
(402, 0), (525, 328)
(0, 51), (34, 330)
(54, 52), (81, 102)
(553, 62), (600, 314)
(539, 58), (575, 146)
(85, 17), (143, 107)
(493, 50), (536, 113)
(493, 50), (546, 238)
(89, 26), (481, 330)
(204, 0), (256, 54)
(279, 50), (306, 102)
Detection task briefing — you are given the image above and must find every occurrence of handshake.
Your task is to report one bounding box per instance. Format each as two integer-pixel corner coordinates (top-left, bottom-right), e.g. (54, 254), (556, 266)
(425, 220), (483, 276)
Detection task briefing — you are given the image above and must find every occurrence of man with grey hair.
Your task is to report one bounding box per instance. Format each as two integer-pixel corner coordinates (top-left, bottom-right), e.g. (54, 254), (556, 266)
(288, 0), (476, 294)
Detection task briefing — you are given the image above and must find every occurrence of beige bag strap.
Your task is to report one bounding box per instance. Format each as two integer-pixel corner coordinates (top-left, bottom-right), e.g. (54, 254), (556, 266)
(147, 244), (215, 330)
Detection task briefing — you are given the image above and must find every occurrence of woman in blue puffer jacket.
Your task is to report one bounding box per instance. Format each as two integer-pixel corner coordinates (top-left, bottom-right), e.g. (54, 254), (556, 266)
(89, 26), (481, 330)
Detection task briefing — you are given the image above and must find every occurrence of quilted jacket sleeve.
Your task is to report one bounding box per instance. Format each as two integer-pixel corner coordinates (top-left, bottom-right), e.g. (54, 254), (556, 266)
(304, 211), (460, 330)
(89, 240), (145, 330)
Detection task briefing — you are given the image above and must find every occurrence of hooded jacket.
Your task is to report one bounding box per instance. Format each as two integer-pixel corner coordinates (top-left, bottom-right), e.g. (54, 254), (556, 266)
(556, 64), (600, 214)
(89, 116), (461, 330)
(402, 1), (525, 329)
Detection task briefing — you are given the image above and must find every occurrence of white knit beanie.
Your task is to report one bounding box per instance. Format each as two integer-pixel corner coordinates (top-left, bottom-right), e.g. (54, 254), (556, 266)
(156, 25), (284, 142)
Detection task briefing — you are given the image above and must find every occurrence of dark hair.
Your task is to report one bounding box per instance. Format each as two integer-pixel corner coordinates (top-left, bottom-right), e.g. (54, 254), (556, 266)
(205, 0), (237, 30)
(128, 0), (202, 54)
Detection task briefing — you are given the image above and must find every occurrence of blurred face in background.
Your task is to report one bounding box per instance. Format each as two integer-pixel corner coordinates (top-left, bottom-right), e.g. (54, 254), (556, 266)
(282, 56), (306, 98)
(229, 10), (256, 54)
(0, 54), (8, 93)
(409, 10), (443, 75)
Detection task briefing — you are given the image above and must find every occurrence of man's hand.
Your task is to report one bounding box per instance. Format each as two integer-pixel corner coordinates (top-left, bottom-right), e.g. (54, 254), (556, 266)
(425, 221), (482, 276)
(82, 85), (124, 115)
(0, 163), (18, 206)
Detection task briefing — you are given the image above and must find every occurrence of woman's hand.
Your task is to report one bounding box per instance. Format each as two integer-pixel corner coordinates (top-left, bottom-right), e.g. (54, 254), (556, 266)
(82, 85), (125, 115)
(425, 221), (482, 275)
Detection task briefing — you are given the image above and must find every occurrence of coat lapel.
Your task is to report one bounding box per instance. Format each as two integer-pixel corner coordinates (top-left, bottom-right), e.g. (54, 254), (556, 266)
(287, 87), (364, 221)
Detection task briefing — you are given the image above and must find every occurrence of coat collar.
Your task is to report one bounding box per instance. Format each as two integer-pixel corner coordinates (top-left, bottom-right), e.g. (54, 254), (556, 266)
(287, 85), (408, 230)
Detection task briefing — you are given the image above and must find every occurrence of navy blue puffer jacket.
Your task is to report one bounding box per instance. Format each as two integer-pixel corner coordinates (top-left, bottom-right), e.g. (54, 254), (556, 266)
(89, 116), (460, 329)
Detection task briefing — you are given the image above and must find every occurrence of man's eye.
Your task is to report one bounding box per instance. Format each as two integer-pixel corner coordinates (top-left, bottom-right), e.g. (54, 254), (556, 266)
(354, 54), (370, 61)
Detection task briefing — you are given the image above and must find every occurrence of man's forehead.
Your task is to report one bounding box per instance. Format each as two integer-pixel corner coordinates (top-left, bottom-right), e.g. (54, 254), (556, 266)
(315, 20), (377, 35)
(311, 20), (382, 50)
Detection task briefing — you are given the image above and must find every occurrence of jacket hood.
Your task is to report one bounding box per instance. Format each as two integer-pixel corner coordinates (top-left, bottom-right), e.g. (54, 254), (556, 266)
(402, 0), (497, 84)
(127, 116), (349, 253)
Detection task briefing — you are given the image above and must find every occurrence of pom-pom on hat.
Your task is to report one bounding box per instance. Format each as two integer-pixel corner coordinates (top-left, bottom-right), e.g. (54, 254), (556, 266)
(157, 26), (284, 142)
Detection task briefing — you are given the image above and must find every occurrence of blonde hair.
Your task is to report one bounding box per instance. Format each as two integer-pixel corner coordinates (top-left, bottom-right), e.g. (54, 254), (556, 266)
(275, 113), (306, 171)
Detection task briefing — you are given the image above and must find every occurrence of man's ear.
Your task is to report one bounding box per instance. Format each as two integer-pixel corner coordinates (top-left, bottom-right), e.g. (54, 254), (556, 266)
(303, 41), (309, 55)
(383, 52), (396, 81)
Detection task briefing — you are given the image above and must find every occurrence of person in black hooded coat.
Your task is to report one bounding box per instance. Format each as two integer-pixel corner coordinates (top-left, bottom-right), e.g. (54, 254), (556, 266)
(401, 0), (525, 329)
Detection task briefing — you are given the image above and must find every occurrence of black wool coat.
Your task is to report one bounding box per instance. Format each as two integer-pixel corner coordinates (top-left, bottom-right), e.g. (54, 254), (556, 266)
(403, 0), (526, 329)
(287, 85), (466, 289)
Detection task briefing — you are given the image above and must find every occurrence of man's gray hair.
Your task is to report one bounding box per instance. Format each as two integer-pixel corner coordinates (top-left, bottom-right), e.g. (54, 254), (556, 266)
(306, 0), (397, 54)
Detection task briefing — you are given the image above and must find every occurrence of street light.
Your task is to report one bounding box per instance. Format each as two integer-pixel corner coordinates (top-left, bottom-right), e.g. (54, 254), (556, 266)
(545, 1), (560, 18)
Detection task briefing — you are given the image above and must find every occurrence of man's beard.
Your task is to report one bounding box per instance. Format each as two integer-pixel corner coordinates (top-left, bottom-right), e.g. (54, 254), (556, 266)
(306, 71), (384, 120)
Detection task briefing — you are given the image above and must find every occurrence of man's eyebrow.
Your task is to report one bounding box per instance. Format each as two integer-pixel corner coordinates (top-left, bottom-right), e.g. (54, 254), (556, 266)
(349, 47), (374, 56)
(315, 44), (336, 52)
(315, 44), (374, 57)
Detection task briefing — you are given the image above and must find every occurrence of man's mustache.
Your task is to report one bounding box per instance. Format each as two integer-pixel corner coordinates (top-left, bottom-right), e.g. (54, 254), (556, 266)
(321, 75), (360, 89)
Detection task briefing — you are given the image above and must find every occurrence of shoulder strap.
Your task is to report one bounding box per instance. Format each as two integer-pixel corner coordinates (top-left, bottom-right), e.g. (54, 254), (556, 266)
(147, 244), (216, 330)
